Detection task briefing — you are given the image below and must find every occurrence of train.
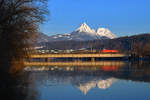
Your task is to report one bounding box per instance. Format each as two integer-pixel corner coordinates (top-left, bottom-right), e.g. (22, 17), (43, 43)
(101, 49), (119, 53)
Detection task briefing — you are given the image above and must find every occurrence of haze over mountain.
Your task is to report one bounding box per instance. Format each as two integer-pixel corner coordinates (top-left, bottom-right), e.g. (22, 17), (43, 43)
(38, 22), (116, 42)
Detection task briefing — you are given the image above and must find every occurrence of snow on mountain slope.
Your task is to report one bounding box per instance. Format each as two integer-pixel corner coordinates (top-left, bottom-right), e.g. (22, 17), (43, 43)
(47, 22), (117, 42)
(75, 22), (96, 33)
(97, 28), (116, 39)
(37, 32), (49, 43)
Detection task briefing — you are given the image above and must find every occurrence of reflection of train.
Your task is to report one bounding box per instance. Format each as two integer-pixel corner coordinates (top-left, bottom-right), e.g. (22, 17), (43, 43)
(101, 50), (119, 53)
(102, 66), (118, 71)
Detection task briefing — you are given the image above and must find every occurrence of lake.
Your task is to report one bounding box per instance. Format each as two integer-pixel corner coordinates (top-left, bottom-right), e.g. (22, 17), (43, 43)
(6, 61), (150, 100)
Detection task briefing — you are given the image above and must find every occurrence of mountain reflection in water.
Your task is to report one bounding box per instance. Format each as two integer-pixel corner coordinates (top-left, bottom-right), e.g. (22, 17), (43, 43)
(2, 61), (150, 100)
(77, 78), (116, 95)
(24, 61), (150, 97)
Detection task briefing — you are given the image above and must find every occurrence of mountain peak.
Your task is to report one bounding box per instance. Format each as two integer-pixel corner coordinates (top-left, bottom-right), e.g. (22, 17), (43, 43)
(97, 28), (116, 39)
(47, 22), (117, 42)
(76, 22), (95, 33)
(81, 22), (88, 26)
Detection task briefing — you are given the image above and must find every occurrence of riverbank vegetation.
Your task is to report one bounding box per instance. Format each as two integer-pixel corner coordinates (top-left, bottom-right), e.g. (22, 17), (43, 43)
(0, 0), (48, 99)
(0, 0), (48, 73)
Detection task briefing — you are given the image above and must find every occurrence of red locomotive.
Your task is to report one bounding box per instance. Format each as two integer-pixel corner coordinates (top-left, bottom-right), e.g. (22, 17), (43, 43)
(101, 49), (119, 53)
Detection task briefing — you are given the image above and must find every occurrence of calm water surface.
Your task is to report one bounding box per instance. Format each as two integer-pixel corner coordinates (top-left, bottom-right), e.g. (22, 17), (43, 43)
(21, 61), (150, 100)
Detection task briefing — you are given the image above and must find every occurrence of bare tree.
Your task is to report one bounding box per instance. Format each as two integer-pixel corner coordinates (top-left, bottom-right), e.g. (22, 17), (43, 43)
(0, 0), (48, 72)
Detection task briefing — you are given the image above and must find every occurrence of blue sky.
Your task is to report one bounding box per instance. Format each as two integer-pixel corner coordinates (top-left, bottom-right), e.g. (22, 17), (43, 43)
(40, 0), (150, 36)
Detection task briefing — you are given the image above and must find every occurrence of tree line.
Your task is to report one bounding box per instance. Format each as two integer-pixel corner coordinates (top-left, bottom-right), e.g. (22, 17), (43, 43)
(39, 33), (150, 58)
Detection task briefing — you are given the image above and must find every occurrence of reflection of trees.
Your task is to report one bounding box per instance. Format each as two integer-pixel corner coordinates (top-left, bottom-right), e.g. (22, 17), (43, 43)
(27, 70), (117, 95)
(25, 62), (150, 95)
(104, 61), (150, 82)
(26, 62), (150, 84)
(0, 72), (39, 100)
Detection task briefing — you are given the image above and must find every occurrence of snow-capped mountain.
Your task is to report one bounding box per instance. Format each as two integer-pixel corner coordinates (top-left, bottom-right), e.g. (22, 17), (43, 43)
(75, 22), (96, 33)
(97, 28), (116, 39)
(41, 22), (117, 42)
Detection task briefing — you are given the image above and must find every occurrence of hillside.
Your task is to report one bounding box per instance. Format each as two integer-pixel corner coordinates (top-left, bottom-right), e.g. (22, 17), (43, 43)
(37, 33), (149, 51)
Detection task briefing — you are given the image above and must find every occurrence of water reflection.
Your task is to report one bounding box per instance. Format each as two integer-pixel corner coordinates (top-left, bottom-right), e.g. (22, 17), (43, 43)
(26, 69), (117, 95)
(2, 61), (150, 100)
(0, 70), (39, 100)
(24, 61), (150, 97)
(77, 78), (116, 94)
